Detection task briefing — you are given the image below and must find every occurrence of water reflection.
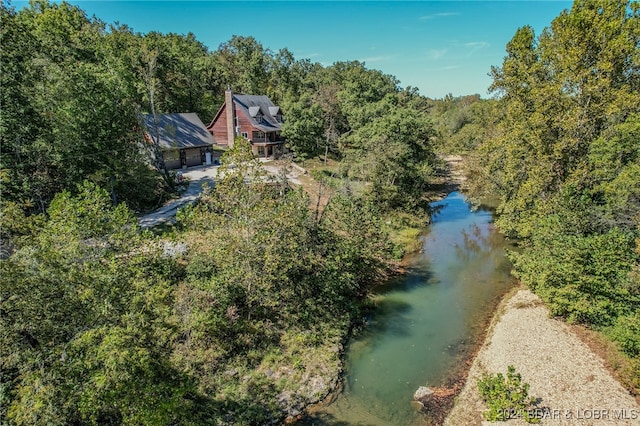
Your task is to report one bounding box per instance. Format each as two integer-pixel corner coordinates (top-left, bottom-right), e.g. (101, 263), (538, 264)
(307, 192), (514, 425)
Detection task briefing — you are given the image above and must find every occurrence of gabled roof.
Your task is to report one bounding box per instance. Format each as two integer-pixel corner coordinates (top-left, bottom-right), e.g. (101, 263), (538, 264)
(233, 94), (282, 133)
(143, 113), (215, 150)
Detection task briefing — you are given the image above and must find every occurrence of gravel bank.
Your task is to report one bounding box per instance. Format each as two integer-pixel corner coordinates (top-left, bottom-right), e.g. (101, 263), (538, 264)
(445, 288), (640, 426)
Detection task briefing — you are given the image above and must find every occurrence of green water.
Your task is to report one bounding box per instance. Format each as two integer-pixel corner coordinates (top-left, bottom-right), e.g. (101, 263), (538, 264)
(308, 191), (514, 425)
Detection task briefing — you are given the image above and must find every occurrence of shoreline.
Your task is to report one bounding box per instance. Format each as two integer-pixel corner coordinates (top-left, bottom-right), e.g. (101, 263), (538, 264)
(437, 155), (640, 425)
(414, 285), (520, 425)
(297, 154), (491, 424)
(444, 287), (640, 425)
(298, 155), (472, 424)
(301, 153), (639, 425)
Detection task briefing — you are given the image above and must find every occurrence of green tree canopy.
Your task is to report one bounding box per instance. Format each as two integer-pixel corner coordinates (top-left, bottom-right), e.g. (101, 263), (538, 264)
(469, 0), (640, 366)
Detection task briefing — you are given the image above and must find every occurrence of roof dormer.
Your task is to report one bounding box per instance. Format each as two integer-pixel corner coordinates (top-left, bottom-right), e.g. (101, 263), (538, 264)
(269, 106), (283, 123)
(248, 106), (265, 123)
(268, 106), (280, 116)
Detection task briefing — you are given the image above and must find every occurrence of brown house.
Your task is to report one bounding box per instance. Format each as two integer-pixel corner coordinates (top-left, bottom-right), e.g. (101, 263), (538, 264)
(143, 112), (218, 170)
(207, 89), (286, 159)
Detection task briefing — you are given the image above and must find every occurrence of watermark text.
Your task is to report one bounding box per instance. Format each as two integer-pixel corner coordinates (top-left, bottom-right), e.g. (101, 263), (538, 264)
(496, 408), (638, 421)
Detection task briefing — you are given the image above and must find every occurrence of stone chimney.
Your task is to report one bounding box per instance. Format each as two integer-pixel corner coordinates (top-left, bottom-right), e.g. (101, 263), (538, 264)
(225, 87), (235, 147)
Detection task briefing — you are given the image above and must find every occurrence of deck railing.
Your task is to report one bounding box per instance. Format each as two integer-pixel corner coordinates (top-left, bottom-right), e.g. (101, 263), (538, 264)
(251, 135), (285, 143)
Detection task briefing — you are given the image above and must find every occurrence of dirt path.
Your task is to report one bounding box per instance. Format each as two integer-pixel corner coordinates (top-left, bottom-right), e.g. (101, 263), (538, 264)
(261, 160), (305, 185)
(445, 288), (640, 425)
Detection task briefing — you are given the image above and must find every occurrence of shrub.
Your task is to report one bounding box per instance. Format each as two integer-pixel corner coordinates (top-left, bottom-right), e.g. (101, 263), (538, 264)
(609, 313), (640, 357)
(477, 365), (540, 423)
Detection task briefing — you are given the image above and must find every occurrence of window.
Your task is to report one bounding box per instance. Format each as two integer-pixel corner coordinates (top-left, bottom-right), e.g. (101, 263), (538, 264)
(241, 132), (248, 139)
(257, 146), (265, 157)
(255, 113), (264, 124)
(275, 113), (283, 123)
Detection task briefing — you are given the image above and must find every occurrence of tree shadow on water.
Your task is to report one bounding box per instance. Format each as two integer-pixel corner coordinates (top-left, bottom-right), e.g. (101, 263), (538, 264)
(374, 267), (435, 295)
(430, 192), (477, 223)
(361, 298), (414, 339)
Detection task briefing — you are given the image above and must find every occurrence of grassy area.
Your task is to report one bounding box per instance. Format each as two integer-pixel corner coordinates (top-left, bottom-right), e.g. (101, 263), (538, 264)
(389, 227), (423, 258)
(286, 156), (345, 216)
(146, 220), (176, 236)
(382, 211), (430, 259)
(266, 155), (428, 260)
(296, 155), (342, 174)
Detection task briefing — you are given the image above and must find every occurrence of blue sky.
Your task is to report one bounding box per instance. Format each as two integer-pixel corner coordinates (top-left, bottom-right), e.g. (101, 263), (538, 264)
(23, 1), (573, 98)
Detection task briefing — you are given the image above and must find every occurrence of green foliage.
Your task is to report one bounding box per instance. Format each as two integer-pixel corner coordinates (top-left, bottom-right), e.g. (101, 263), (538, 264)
(216, 35), (270, 96)
(429, 94), (499, 154)
(3, 0), (441, 219)
(281, 93), (325, 159)
(0, 182), (199, 425)
(168, 139), (401, 422)
(609, 313), (640, 357)
(0, 1), (168, 213)
(466, 0), (640, 386)
(511, 228), (638, 326)
(277, 60), (440, 211)
(389, 227), (422, 259)
(382, 210), (428, 259)
(477, 366), (540, 423)
(475, 0), (640, 236)
(0, 2), (443, 423)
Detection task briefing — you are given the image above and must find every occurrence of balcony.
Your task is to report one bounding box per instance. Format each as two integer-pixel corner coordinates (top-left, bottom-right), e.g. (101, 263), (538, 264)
(251, 131), (285, 144)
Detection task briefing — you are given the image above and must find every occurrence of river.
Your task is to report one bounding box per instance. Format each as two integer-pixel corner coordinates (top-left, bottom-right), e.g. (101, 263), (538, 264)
(307, 191), (515, 425)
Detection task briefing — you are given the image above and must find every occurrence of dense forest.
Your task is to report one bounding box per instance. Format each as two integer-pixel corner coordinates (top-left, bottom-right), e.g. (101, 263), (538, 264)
(1, 0), (437, 424)
(441, 0), (640, 392)
(0, 0), (435, 217)
(1, 0), (639, 424)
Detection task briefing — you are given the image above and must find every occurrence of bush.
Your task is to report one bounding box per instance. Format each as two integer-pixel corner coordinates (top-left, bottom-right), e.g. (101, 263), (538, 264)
(477, 365), (540, 423)
(609, 313), (640, 357)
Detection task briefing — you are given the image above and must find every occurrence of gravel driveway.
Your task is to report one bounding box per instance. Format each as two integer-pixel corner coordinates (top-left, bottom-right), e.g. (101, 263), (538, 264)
(139, 165), (219, 228)
(138, 160), (305, 229)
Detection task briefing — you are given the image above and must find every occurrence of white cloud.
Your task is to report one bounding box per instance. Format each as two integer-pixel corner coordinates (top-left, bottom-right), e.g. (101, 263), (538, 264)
(419, 12), (460, 20)
(464, 42), (490, 49)
(463, 42), (490, 57)
(428, 49), (448, 60)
